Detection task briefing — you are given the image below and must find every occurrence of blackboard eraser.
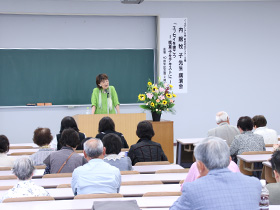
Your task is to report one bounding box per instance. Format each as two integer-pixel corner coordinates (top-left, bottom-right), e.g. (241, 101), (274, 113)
(26, 103), (36, 106)
(37, 103), (45, 106)
(45, 103), (52, 106)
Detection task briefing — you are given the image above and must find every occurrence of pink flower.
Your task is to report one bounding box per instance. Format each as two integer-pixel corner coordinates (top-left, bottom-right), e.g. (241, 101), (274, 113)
(158, 95), (165, 100)
(146, 93), (153, 99)
(170, 99), (174, 103)
(159, 87), (165, 93)
(156, 99), (160, 103)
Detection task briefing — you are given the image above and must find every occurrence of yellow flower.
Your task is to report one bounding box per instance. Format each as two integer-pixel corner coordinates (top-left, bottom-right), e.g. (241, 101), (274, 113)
(148, 82), (152, 86)
(152, 86), (158, 92)
(138, 94), (145, 101)
(151, 102), (155, 107)
(162, 100), (167, 105)
(169, 84), (173, 88)
(173, 94), (177, 98)
(166, 93), (172, 98)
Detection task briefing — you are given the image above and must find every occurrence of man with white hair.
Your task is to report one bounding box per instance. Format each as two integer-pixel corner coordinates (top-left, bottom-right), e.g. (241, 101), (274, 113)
(207, 111), (239, 145)
(71, 138), (121, 195)
(170, 137), (261, 210)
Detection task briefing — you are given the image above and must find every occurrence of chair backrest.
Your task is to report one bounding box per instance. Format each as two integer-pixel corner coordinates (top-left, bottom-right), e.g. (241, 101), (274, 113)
(265, 144), (274, 147)
(75, 150), (83, 153)
(42, 173), (72, 178)
(0, 175), (17, 180)
(9, 146), (34, 149)
(57, 184), (71, 188)
(242, 151), (272, 155)
(143, 192), (182, 197)
(155, 169), (189, 174)
(120, 171), (140, 175)
(121, 148), (129, 152)
(0, 167), (12, 171)
(9, 152), (35, 156)
(2, 196), (54, 203)
(121, 181), (163, 185)
(74, 193), (123, 199)
(0, 186), (13, 190)
(135, 161), (170, 166)
(35, 165), (46, 169)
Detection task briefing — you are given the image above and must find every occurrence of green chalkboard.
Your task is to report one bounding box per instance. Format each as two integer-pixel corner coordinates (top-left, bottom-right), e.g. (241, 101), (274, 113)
(0, 49), (154, 106)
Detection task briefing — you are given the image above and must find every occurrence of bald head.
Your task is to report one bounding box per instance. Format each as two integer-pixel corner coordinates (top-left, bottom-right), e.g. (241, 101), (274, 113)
(216, 111), (229, 124)
(83, 138), (104, 159)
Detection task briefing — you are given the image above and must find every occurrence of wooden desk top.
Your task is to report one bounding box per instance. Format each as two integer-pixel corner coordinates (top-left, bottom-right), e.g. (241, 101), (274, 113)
(0, 196), (180, 210)
(176, 138), (204, 145)
(0, 184), (181, 199)
(7, 148), (39, 155)
(0, 173), (187, 187)
(237, 154), (272, 162)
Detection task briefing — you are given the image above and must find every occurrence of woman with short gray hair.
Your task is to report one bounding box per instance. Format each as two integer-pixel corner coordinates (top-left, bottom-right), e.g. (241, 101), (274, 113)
(0, 157), (50, 202)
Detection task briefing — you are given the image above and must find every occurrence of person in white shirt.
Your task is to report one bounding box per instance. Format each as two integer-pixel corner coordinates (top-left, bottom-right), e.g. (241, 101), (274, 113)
(71, 138), (121, 195)
(0, 157), (50, 202)
(252, 115), (278, 144)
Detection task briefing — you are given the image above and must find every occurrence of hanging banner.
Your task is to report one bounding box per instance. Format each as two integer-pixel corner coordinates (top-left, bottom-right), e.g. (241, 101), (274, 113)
(159, 18), (187, 93)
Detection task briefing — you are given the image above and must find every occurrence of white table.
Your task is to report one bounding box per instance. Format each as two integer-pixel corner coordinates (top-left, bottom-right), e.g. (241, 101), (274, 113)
(10, 143), (38, 148)
(132, 164), (183, 174)
(237, 154), (272, 163)
(7, 148), (39, 155)
(0, 173), (187, 188)
(0, 184), (181, 199)
(176, 138), (203, 165)
(0, 169), (44, 178)
(0, 196), (180, 210)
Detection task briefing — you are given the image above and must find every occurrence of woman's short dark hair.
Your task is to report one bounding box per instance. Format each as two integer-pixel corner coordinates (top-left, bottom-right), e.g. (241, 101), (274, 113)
(33, 128), (53, 147)
(102, 133), (122, 155)
(252, 115), (267, 128)
(96, 74), (109, 89)
(98, 117), (115, 133)
(59, 116), (79, 134)
(237, 116), (253, 131)
(59, 128), (80, 148)
(136, 120), (155, 139)
(270, 150), (280, 174)
(0, 135), (10, 153)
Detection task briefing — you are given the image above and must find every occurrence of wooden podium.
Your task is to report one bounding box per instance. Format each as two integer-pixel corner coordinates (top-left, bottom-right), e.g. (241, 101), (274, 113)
(151, 121), (174, 163)
(73, 113), (146, 147)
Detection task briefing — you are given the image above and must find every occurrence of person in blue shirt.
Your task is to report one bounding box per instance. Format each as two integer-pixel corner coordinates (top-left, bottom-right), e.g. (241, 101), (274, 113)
(71, 138), (121, 195)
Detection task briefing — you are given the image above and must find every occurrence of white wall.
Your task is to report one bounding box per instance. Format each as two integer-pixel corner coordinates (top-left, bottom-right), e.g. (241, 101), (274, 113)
(0, 0), (280, 144)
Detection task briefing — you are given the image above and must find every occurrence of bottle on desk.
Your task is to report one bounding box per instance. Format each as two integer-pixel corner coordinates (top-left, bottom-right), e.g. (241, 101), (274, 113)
(259, 179), (269, 210)
(85, 107), (91, 115)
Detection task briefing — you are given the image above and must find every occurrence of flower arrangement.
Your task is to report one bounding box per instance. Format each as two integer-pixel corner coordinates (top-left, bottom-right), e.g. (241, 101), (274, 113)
(138, 79), (176, 114)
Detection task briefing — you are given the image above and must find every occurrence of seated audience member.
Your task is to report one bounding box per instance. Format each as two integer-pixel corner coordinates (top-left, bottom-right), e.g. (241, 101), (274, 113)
(0, 135), (15, 167)
(266, 150), (280, 205)
(128, 120), (167, 166)
(182, 157), (240, 185)
(230, 116), (265, 165)
(51, 116), (86, 150)
(102, 133), (132, 171)
(207, 111), (239, 146)
(170, 137), (261, 210)
(0, 157), (49, 202)
(44, 128), (87, 174)
(71, 138), (121, 195)
(30, 128), (54, 166)
(252, 115), (278, 144)
(95, 116), (129, 148)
